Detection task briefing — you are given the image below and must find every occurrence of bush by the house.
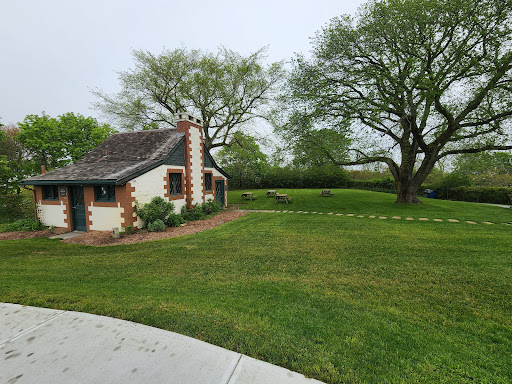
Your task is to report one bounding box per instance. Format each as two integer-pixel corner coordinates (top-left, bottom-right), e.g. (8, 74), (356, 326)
(181, 201), (222, 221)
(181, 204), (205, 221)
(147, 219), (165, 232)
(202, 200), (222, 215)
(1, 218), (45, 232)
(134, 197), (184, 229)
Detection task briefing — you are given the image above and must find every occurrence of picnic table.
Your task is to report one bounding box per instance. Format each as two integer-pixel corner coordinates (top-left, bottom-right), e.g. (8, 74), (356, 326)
(275, 194), (292, 204)
(241, 192), (255, 200)
(320, 189), (334, 197)
(266, 190), (277, 197)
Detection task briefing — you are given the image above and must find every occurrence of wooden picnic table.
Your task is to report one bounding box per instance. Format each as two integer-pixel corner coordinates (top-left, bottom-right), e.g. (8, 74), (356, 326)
(275, 193), (291, 204)
(320, 189), (333, 197)
(241, 192), (255, 200)
(266, 190), (277, 197)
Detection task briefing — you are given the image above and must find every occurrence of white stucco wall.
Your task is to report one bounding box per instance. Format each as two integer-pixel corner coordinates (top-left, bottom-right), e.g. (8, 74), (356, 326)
(189, 127), (204, 205)
(89, 205), (125, 231)
(36, 203), (67, 228)
(128, 164), (187, 228)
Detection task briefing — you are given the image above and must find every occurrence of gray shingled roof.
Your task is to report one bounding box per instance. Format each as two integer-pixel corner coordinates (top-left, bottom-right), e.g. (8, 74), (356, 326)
(21, 129), (185, 185)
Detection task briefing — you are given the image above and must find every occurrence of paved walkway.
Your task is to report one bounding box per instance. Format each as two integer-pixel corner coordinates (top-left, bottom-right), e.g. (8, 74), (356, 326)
(0, 303), (323, 384)
(240, 210), (512, 226)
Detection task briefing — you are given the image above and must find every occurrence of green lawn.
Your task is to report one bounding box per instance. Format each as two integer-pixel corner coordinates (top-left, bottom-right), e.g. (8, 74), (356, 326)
(1, 191), (511, 383)
(230, 188), (512, 223)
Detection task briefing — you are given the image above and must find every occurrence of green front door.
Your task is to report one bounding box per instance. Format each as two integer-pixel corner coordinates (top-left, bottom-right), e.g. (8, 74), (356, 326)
(215, 180), (225, 206)
(70, 186), (87, 231)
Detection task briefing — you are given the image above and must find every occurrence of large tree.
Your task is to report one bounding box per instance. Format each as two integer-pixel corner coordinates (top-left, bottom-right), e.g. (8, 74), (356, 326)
(93, 47), (284, 150)
(216, 132), (269, 189)
(17, 113), (115, 171)
(284, 0), (512, 203)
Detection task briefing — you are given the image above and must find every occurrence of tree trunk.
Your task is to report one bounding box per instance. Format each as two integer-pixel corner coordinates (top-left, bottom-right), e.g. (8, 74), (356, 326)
(395, 181), (421, 204)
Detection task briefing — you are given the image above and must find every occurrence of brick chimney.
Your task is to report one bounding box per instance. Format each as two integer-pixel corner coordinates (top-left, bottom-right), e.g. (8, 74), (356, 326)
(175, 113), (205, 207)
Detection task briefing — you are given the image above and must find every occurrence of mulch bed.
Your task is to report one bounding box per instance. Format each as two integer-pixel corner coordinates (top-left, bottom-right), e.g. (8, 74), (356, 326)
(0, 228), (68, 241)
(63, 210), (248, 246)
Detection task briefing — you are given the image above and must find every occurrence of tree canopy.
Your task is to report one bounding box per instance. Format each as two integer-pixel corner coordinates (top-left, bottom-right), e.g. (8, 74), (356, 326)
(216, 132), (269, 189)
(93, 47), (284, 150)
(17, 113), (115, 171)
(282, 0), (512, 202)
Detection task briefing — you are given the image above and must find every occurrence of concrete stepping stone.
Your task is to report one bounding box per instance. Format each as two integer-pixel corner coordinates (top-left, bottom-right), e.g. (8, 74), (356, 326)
(466, 221), (477, 224)
(357, 215), (365, 218)
(447, 219), (459, 223)
(311, 212), (317, 214)
(434, 219), (443, 222)
(406, 217), (414, 221)
(419, 218), (429, 221)
(327, 212), (334, 215)
(335, 213), (343, 216)
(392, 216), (401, 219)
(346, 214), (355, 217)
(318, 213), (324, 215)
(379, 216), (387, 219)
(368, 215), (376, 218)
(483, 222), (494, 225)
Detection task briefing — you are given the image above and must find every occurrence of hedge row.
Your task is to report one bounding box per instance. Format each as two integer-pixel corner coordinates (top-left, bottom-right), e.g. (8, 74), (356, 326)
(424, 186), (512, 204)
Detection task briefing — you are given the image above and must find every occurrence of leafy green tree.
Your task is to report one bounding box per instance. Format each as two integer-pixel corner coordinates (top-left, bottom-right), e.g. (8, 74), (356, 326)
(93, 47), (284, 149)
(217, 132), (269, 189)
(17, 113), (115, 171)
(453, 151), (512, 186)
(0, 124), (32, 193)
(283, 0), (512, 203)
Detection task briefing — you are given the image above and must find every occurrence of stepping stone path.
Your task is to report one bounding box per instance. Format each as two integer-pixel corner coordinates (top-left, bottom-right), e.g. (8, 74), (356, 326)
(252, 209), (500, 225)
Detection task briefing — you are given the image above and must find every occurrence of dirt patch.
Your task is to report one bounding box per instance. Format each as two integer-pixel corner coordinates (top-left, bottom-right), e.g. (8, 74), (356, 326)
(0, 228), (67, 241)
(63, 210), (248, 246)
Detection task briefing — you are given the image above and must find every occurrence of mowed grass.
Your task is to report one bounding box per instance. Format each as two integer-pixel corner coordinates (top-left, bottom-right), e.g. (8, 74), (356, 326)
(230, 188), (512, 223)
(1, 202), (511, 383)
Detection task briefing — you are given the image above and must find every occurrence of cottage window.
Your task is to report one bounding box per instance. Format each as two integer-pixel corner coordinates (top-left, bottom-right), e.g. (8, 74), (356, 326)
(204, 173), (212, 191)
(169, 173), (182, 196)
(43, 185), (59, 200)
(95, 185), (116, 202)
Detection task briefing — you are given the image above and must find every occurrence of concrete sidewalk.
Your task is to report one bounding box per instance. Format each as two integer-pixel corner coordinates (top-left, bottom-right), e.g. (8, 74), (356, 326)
(0, 303), (323, 384)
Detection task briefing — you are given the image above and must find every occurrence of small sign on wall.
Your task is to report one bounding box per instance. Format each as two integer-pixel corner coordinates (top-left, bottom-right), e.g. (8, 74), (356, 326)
(59, 187), (67, 197)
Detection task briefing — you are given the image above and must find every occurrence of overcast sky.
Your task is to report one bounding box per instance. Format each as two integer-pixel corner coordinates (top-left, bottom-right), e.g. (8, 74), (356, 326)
(1, 0), (364, 126)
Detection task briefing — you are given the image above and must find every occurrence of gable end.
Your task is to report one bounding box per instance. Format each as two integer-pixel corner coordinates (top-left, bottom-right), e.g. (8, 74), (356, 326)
(163, 137), (185, 166)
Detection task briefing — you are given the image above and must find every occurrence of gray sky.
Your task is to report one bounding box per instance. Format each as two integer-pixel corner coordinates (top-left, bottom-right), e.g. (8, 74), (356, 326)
(1, 0), (364, 126)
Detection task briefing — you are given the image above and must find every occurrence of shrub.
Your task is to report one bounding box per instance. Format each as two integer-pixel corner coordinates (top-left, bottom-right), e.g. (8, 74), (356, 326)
(147, 219), (165, 232)
(2, 218), (45, 232)
(135, 197), (181, 228)
(202, 200), (222, 215)
(181, 204), (205, 221)
(0, 193), (35, 223)
(123, 225), (134, 235)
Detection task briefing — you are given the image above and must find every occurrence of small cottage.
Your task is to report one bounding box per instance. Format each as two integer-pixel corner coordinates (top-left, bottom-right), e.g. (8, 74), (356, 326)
(20, 113), (229, 232)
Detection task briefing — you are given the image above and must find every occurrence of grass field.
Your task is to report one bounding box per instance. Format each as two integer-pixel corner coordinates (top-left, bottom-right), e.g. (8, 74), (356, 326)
(230, 188), (512, 223)
(1, 190), (511, 383)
